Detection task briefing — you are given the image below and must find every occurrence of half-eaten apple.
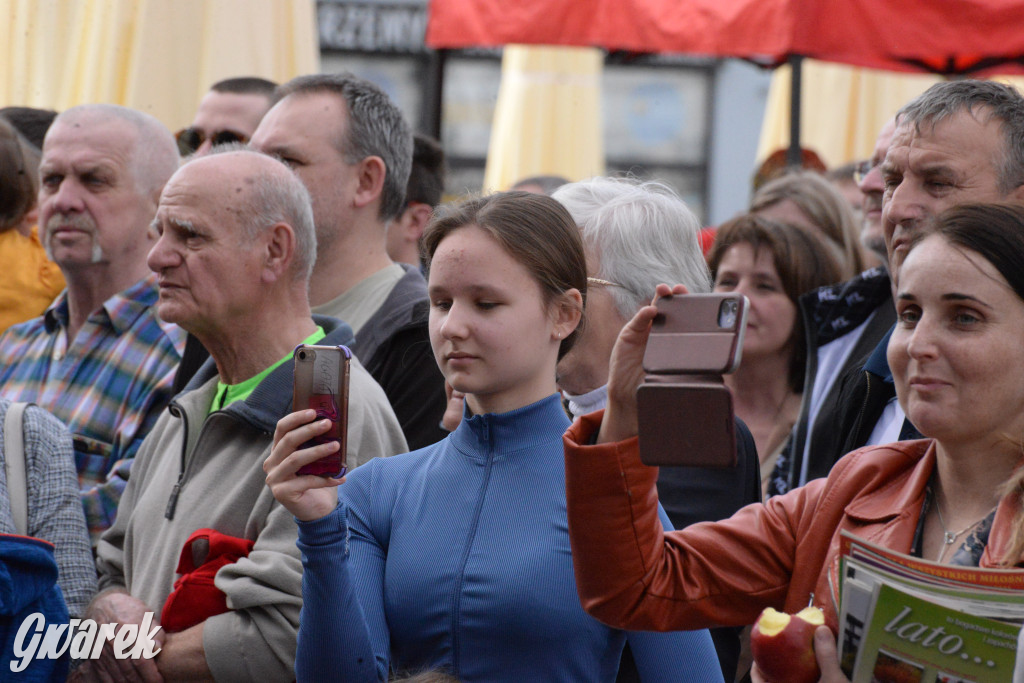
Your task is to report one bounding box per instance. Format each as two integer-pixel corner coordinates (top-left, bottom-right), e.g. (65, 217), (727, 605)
(750, 605), (825, 683)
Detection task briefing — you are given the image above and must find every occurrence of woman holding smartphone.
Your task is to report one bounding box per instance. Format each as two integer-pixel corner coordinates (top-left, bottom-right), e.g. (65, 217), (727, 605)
(264, 192), (722, 682)
(562, 203), (1024, 681)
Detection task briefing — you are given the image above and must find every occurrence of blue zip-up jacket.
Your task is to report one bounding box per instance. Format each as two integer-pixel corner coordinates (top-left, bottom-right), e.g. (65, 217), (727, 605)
(294, 394), (722, 682)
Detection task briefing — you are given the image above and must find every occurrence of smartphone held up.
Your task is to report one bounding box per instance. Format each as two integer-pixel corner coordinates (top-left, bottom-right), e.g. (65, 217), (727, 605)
(292, 344), (351, 478)
(637, 293), (748, 468)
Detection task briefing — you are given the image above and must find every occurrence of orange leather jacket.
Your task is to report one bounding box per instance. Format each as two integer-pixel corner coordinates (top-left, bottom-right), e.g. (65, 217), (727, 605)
(564, 411), (1023, 634)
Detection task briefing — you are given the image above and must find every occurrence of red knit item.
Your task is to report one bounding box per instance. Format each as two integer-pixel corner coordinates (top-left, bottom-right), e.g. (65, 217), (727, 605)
(160, 528), (254, 633)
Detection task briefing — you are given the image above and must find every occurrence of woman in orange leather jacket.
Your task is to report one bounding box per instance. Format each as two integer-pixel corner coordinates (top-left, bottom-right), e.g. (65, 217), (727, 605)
(564, 204), (1024, 682)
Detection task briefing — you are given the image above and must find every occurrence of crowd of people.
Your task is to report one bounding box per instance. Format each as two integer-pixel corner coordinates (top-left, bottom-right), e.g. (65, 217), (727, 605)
(1, 71), (1023, 683)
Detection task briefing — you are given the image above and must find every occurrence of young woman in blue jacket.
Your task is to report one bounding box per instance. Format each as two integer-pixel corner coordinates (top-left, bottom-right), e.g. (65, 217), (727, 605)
(265, 191), (722, 682)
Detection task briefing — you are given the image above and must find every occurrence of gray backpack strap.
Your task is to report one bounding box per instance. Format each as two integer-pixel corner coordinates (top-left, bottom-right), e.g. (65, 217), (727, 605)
(4, 402), (29, 536)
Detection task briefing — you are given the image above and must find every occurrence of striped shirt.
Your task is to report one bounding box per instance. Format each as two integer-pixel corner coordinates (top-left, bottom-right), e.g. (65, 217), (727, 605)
(0, 275), (185, 542)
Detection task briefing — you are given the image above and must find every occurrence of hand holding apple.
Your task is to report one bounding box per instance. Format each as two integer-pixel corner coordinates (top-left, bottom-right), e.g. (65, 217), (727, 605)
(750, 605), (826, 683)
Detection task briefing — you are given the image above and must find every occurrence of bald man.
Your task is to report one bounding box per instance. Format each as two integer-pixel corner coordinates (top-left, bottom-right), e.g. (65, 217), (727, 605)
(90, 149), (404, 682)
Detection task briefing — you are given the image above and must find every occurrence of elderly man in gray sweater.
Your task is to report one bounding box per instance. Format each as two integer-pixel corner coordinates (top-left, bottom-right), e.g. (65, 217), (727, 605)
(85, 148), (405, 682)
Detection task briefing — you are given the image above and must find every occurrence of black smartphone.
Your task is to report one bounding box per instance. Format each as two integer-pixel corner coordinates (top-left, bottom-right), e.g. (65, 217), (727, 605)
(292, 344), (350, 478)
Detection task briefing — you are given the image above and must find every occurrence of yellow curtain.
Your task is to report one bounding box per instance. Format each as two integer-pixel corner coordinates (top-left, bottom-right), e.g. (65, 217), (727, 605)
(758, 59), (1024, 167)
(484, 44), (605, 192)
(1, 0), (319, 133)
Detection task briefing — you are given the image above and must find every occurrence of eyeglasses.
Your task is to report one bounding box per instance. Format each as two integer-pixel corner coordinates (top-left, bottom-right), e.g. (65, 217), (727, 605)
(587, 277), (625, 288)
(175, 127), (249, 156)
(853, 159), (876, 184)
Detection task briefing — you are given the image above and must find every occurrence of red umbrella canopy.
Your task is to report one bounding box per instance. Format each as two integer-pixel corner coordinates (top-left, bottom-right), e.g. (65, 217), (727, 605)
(427, 0), (1024, 76)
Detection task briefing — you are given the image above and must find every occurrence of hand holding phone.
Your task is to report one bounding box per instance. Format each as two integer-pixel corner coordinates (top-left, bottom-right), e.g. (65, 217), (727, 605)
(292, 344), (350, 478)
(637, 293), (748, 468)
(265, 409), (345, 522)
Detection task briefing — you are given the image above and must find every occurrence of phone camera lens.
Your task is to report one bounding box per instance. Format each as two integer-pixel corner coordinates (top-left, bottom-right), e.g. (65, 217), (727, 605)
(298, 351), (307, 361)
(718, 299), (738, 329)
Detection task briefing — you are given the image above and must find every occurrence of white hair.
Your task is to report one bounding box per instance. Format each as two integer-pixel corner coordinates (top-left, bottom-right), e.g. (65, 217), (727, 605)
(553, 177), (711, 318)
(53, 104), (179, 198)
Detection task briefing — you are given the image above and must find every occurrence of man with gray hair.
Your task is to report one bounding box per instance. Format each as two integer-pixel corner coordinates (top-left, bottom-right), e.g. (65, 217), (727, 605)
(552, 176), (761, 682)
(780, 79), (1024, 493)
(87, 149), (405, 681)
(250, 73), (447, 450)
(553, 177), (711, 414)
(0, 104), (185, 542)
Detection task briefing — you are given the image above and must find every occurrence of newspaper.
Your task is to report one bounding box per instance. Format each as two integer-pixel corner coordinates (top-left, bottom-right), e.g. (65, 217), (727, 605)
(837, 531), (1024, 682)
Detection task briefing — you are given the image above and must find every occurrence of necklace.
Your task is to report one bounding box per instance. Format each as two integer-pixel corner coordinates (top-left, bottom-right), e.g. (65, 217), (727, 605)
(934, 502), (987, 562)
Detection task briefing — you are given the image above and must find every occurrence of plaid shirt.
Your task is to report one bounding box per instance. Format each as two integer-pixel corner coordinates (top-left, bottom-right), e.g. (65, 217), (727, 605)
(0, 275), (184, 542)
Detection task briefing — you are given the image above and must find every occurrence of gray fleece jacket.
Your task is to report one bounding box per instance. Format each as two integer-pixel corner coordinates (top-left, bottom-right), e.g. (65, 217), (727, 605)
(95, 316), (406, 681)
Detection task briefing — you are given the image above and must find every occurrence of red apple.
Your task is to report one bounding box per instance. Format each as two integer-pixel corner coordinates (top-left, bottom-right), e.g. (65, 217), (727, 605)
(750, 605), (825, 683)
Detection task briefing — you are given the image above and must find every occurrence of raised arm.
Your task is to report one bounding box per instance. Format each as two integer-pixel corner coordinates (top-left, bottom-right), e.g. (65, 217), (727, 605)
(293, 504), (383, 681)
(564, 287), (821, 634)
(597, 283), (687, 444)
(264, 412), (390, 681)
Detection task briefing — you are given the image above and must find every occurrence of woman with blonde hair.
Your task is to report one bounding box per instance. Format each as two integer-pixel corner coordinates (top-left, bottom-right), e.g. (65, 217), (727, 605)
(751, 170), (866, 279)
(564, 202), (1024, 681)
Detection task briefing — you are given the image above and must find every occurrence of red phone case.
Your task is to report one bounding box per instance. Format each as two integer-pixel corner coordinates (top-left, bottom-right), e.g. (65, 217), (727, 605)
(292, 344), (350, 477)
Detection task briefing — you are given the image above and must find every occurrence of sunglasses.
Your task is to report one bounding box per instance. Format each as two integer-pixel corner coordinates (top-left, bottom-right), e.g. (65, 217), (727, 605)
(175, 127), (248, 156)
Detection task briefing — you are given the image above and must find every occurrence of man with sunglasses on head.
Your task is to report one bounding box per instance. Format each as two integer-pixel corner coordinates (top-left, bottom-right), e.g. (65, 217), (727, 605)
(176, 76), (277, 157)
